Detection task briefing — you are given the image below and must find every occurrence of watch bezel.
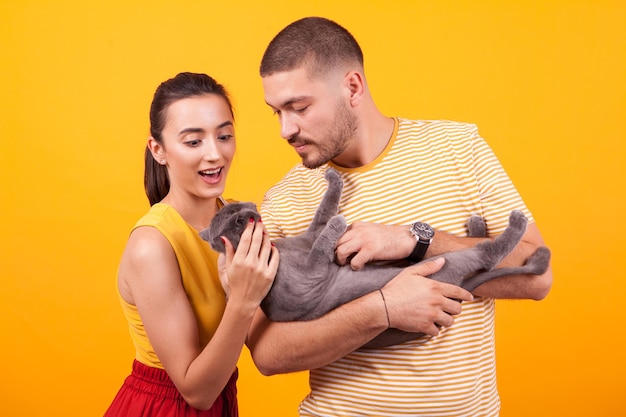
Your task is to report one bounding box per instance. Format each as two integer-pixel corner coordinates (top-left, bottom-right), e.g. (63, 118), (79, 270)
(410, 222), (435, 242)
(407, 221), (434, 263)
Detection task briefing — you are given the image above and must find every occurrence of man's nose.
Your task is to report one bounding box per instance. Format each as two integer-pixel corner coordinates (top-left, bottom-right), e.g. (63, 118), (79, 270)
(280, 114), (299, 140)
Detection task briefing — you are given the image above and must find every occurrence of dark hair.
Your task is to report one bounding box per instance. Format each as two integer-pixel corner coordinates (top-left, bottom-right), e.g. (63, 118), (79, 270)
(260, 17), (363, 78)
(145, 72), (233, 205)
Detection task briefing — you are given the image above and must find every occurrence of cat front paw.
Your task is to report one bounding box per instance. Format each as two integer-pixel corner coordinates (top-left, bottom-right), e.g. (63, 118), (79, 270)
(325, 168), (343, 190)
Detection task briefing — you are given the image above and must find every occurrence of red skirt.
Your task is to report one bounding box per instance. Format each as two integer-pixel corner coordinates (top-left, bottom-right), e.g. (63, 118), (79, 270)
(104, 360), (238, 417)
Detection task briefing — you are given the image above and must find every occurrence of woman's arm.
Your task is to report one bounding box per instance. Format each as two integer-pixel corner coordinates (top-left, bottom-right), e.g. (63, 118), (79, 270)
(118, 220), (277, 410)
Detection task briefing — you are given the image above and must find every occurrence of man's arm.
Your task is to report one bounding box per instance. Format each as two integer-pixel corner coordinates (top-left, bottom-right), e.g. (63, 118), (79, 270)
(469, 223), (552, 299)
(246, 259), (473, 375)
(335, 222), (552, 300)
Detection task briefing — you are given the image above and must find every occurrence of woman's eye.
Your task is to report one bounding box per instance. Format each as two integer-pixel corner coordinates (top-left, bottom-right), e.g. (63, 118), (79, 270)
(185, 139), (201, 147)
(218, 134), (233, 141)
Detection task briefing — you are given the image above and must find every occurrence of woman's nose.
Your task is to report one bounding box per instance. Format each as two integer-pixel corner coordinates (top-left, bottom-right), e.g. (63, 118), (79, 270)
(202, 139), (221, 160)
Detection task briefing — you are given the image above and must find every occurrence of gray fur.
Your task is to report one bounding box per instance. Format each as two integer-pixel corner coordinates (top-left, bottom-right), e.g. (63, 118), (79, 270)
(200, 168), (550, 348)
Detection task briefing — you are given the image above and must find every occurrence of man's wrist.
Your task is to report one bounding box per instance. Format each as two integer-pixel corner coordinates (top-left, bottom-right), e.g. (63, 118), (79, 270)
(406, 221), (435, 263)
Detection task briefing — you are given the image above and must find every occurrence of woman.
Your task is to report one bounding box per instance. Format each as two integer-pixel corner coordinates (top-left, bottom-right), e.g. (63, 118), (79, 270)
(104, 72), (278, 416)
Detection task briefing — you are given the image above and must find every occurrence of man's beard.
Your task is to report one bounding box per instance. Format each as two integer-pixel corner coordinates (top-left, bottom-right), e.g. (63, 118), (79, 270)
(301, 100), (358, 169)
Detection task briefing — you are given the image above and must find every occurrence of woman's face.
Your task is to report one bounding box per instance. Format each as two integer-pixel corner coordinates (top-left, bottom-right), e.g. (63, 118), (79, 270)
(155, 94), (235, 202)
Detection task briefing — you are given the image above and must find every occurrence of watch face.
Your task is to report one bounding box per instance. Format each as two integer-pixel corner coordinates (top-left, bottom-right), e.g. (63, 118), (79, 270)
(412, 222), (435, 239)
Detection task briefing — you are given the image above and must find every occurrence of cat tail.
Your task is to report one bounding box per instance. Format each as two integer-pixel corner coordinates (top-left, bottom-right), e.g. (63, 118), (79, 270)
(461, 246), (551, 292)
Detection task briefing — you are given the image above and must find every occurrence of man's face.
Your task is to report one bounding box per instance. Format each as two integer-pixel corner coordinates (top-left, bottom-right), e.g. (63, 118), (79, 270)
(262, 66), (357, 169)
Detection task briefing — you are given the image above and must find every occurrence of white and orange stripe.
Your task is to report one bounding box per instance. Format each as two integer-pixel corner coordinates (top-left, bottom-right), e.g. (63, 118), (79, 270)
(261, 118), (531, 416)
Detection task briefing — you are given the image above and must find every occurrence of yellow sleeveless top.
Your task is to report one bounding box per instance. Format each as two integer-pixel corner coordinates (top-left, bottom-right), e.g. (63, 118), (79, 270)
(118, 203), (226, 369)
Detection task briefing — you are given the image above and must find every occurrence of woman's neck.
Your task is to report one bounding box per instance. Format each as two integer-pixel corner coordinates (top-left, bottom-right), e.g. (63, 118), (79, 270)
(160, 194), (220, 232)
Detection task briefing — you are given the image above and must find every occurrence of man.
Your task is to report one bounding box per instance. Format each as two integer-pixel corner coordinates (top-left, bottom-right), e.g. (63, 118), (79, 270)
(247, 16), (552, 416)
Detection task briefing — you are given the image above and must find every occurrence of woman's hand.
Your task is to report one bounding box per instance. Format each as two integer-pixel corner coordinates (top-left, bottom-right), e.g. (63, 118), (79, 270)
(220, 218), (279, 311)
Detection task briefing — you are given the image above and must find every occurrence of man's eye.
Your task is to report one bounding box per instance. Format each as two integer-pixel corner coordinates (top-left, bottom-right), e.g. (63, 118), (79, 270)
(294, 106), (308, 113)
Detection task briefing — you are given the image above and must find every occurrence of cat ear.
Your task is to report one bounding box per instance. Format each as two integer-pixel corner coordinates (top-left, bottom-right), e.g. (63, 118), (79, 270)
(199, 227), (210, 242)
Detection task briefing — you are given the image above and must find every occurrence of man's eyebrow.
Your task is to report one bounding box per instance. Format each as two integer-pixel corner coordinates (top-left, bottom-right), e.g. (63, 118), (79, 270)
(178, 121), (233, 135)
(268, 96), (311, 108)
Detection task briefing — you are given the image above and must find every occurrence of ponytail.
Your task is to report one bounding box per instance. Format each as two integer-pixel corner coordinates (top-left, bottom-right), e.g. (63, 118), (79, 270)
(144, 146), (169, 206)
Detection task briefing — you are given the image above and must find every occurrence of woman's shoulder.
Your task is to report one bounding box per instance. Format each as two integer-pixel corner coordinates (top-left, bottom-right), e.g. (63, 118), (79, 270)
(118, 224), (178, 304)
(134, 203), (177, 227)
(125, 225), (172, 266)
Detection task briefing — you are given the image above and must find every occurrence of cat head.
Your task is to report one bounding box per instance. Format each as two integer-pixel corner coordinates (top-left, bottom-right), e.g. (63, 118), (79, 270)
(200, 202), (261, 253)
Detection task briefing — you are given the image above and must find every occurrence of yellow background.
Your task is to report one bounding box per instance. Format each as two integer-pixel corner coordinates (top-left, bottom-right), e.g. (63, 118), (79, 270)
(1, 1), (624, 416)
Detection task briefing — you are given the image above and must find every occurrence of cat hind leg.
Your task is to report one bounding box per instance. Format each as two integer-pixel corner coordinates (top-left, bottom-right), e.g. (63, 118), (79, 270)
(474, 210), (528, 270)
(461, 246), (551, 292)
(467, 214), (487, 237)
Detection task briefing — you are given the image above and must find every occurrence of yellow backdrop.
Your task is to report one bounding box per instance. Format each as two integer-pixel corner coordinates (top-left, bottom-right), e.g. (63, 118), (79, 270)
(1, 1), (624, 416)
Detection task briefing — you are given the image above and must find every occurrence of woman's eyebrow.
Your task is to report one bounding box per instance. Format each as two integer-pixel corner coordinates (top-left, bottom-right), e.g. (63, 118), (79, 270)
(178, 121), (233, 136)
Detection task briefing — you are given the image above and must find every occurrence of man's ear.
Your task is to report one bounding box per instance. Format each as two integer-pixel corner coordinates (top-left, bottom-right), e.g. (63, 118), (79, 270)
(147, 137), (166, 165)
(344, 71), (365, 107)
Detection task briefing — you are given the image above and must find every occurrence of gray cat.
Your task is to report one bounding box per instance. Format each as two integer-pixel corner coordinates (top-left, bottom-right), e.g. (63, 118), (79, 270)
(201, 168), (550, 348)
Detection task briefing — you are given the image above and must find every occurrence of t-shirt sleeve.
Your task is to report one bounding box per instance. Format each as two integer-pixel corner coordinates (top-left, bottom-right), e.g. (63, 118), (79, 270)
(469, 129), (533, 236)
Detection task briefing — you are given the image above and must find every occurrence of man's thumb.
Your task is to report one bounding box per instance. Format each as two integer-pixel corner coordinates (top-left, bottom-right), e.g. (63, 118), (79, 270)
(410, 257), (445, 276)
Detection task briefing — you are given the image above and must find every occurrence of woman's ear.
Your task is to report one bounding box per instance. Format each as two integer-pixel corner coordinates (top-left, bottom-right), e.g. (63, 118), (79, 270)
(147, 137), (166, 165)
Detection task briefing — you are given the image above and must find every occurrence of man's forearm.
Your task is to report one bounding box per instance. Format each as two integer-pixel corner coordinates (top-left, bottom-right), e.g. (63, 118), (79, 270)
(247, 290), (388, 375)
(429, 223), (553, 300)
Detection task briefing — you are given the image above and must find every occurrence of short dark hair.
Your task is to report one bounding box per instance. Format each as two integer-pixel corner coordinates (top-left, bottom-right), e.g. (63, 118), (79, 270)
(145, 72), (233, 205)
(260, 17), (363, 78)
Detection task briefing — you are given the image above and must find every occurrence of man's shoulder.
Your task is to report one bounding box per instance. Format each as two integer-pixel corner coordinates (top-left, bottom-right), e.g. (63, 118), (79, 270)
(398, 118), (478, 133)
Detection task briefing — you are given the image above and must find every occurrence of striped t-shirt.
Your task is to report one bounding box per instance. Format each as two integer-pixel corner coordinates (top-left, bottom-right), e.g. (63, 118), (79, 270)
(260, 118), (532, 417)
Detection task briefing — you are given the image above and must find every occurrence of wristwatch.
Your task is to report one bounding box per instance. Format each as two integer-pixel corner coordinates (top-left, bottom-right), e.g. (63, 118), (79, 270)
(407, 221), (434, 263)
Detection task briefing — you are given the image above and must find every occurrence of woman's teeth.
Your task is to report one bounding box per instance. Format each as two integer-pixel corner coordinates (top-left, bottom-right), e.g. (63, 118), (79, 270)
(200, 168), (221, 177)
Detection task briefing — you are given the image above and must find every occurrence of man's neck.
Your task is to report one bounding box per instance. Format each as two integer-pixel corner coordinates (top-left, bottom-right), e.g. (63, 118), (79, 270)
(332, 114), (395, 168)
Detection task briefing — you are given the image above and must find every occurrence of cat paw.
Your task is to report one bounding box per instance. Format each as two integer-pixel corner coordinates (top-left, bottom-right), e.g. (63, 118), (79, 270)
(325, 168), (342, 185)
(467, 214), (486, 237)
(324, 168), (344, 199)
(525, 246), (551, 274)
(508, 210), (528, 232)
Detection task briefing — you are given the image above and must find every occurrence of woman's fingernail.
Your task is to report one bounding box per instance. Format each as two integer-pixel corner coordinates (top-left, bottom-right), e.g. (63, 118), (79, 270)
(249, 217), (255, 223)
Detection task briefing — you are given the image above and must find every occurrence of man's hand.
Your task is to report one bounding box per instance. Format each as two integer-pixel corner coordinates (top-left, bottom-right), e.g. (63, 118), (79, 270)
(381, 258), (474, 336)
(335, 221), (414, 270)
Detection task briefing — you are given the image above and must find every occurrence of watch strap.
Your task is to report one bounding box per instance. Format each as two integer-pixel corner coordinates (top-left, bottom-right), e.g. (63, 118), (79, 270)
(407, 238), (429, 263)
